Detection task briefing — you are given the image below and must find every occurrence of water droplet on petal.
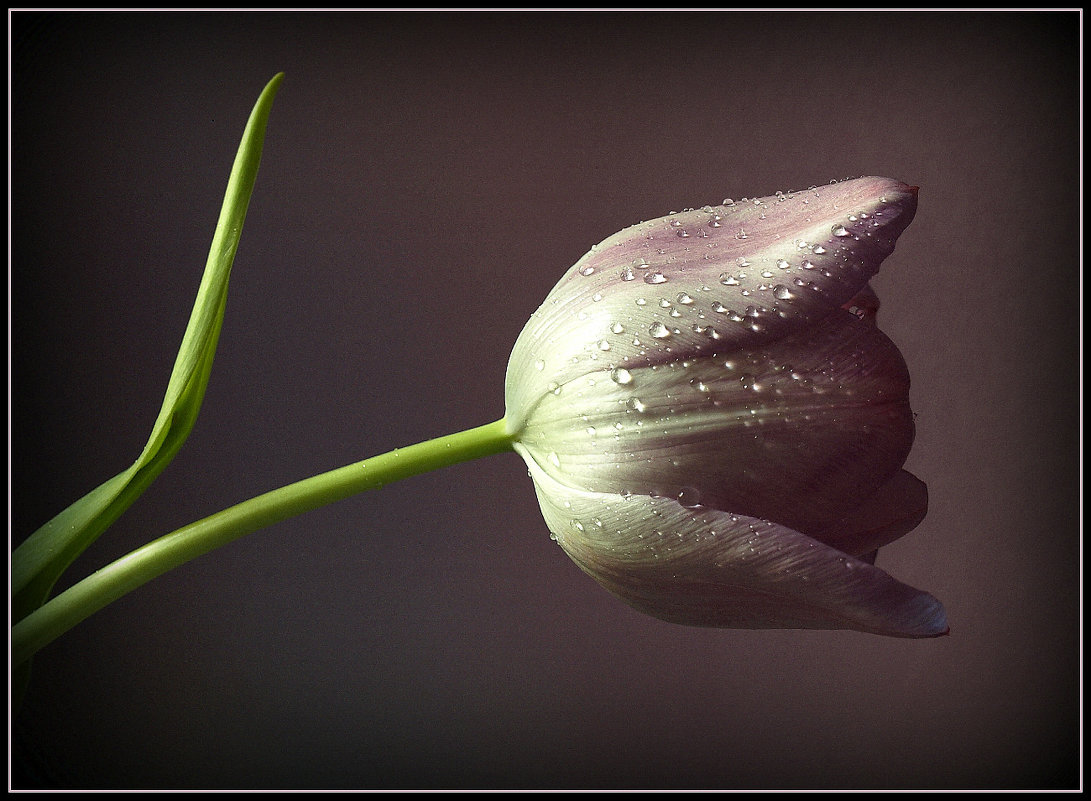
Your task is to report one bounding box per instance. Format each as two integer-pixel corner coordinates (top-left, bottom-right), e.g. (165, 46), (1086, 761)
(832, 224), (850, 237)
(719, 273), (740, 286)
(644, 271), (668, 284)
(773, 284), (793, 300)
(677, 486), (703, 508)
(649, 321), (671, 338)
(610, 321), (626, 334)
(626, 397), (646, 413)
(610, 367), (633, 385)
(533, 358), (545, 371)
(579, 265), (595, 276)
(620, 266), (637, 281)
(677, 292), (695, 305)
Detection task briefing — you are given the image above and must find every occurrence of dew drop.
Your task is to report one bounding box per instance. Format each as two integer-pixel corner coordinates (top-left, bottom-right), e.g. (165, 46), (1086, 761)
(677, 292), (695, 305)
(533, 358), (545, 371)
(719, 273), (740, 286)
(597, 339), (611, 351)
(677, 486), (703, 508)
(620, 266), (637, 281)
(776, 258), (790, 270)
(626, 397), (646, 413)
(773, 284), (793, 300)
(610, 321), (626, 334)
(579, 265), (595, 276)
(649, 321), (671, 338)
(832, 224), (850, 237)
(812, 245), (828, 255)
(610, 366), (634, 385)
(644, 270), (668, 285)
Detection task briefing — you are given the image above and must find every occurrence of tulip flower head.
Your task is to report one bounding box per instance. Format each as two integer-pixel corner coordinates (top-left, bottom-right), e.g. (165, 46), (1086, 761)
(504, 177), (946, 638)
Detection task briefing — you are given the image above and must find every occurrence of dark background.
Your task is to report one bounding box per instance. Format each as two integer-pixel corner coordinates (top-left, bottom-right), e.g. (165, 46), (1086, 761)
(10, 10), (1080, 790)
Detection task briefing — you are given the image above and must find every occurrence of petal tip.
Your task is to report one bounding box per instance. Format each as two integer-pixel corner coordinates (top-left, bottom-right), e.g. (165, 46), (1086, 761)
(902, 593), (949, 639)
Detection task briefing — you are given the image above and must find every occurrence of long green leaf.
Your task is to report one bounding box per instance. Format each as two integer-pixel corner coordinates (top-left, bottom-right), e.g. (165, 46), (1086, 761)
(12, 73), (285, 624)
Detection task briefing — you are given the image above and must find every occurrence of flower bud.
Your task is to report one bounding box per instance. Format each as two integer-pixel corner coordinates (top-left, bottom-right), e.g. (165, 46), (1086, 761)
(505, 177), (946, 638)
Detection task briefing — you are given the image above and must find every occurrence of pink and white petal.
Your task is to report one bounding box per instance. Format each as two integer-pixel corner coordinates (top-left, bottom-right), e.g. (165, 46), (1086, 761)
(520, 450), (947, 638)
(519, 309), (915, 535)
(506, 178), (919, 427)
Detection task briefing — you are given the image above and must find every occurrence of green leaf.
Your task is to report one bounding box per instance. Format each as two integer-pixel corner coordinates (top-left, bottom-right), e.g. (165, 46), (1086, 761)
(12, 73), (285, 624)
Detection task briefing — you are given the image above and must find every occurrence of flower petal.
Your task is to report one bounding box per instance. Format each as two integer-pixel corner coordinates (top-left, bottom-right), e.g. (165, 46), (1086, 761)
(506, 177), (918, 430)
(519, 450), (947, 638)
(518, 308), (914, 535)
(810, 469), (929, 557)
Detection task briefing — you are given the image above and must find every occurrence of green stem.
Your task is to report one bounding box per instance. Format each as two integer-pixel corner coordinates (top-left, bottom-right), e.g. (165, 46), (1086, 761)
(12, 418), (514, 666)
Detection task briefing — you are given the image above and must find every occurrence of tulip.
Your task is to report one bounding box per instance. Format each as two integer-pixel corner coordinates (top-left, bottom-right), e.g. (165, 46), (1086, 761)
(13, 165), (947, 669)
(504, 176), (947, 638)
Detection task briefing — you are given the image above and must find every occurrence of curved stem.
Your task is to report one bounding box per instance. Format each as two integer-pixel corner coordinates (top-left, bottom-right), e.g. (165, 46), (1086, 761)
(12, 418), (514, 666)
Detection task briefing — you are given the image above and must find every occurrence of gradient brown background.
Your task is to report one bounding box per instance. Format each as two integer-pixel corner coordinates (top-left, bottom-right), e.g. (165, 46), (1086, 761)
(10, 10), (1080, 790)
